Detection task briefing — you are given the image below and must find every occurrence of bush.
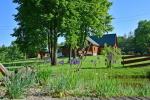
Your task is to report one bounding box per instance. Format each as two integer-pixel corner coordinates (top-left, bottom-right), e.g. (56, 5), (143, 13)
(0, 44), (24, 62)
(101, 44), (122, 68)
(4, 71), (36, 99)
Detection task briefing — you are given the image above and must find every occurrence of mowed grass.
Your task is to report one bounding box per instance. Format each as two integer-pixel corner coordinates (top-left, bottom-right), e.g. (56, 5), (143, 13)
(2, 58), (44, 67)
(2, 56), (150, 97)
(39, 63), (150, 97)
(36, 56), (150, 97)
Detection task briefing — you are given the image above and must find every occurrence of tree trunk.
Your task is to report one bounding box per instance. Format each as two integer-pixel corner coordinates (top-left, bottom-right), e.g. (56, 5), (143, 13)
(47, 31), (51, 60)
(73, 49), (77, 59)
(51, 29), (57, 66)
(51, 39), (57, 65)
(69, 46), (72, 62)
(40, 52), (43, 59)
(50, 35), (54, 65)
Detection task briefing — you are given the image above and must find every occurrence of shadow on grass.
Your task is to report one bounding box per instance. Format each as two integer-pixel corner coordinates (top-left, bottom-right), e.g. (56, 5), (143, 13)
(80, 67), (108, 69)
(125, 62), (150, 68)
(3, 61), (44, 67)
(80, 65), (126, 69)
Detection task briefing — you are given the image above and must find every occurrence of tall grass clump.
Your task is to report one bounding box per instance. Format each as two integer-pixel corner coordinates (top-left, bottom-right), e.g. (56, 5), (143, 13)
(94, 78), (119, 97)
(117, 80), (150, 96)
(4, 71), (36, 99)
(42, 69), (120, 97)
(43, 70), (79, 97)
(36, 67), (52, 86)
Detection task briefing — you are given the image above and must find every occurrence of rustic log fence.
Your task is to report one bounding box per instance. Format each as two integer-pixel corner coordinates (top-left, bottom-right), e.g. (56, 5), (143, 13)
(121, 55), (150, 67)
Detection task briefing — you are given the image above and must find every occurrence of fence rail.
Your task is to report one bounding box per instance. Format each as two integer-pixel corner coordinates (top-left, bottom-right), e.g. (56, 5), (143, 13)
(122, 54), (150, 59)
(121, 55), (150, 67)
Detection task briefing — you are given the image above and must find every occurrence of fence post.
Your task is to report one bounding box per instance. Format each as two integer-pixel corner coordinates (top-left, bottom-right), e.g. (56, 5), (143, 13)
(122, 56), (124, 67)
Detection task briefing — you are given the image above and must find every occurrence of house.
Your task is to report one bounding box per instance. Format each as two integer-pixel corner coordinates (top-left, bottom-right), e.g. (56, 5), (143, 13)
(38, 34), (118, 58)
(85, 34), (118, 56)
(37, 51), (49, 59)
(62, 34), (118, 57)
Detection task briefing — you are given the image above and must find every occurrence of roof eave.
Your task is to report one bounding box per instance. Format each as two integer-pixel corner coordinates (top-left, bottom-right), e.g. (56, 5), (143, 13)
(86, 37), (99, 46)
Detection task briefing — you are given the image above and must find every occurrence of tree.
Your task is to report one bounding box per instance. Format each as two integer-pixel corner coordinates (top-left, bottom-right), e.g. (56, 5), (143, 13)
(118, 36), (125, 49)
(0, 45), (8, 62)
(77, 0), (113, 48)
(0, 43), (24, 62)
(118, 32), (135, 54)
(13, 0), (113, 65)
(12, 27), (47, 58)
(134, 20), (150, 54)
(12, 0), (47, 58)
(63, 0), (113, 60)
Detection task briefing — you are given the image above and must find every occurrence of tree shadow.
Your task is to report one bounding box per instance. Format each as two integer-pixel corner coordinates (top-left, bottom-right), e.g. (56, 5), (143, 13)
(80, 67), (108, 69)
(125, 62), (150, 68)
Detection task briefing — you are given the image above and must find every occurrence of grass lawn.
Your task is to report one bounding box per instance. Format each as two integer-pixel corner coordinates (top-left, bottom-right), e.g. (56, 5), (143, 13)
(1, 55), (150, 97)
(35, 56), (150, 97)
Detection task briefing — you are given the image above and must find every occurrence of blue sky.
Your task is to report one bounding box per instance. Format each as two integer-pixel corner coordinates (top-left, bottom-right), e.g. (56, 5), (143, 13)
(110, 0), (150, 36)
(1, 0), (150, 46)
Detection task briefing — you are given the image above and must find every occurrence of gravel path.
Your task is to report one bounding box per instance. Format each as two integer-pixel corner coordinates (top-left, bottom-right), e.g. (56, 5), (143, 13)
(25, 96), (150, 100)
(1, 95), (150, 100)
(1, 86), (150, 100)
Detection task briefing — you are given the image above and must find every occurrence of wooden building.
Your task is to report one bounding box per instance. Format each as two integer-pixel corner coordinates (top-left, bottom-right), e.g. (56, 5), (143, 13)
(85, 34), (118, 56)
(38, 34), (118, 58)
(62, 34), (118, 56)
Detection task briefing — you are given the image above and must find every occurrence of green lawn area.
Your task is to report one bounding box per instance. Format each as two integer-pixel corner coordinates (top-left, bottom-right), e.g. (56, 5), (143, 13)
(1, 56), (150, 97)
(38, 63), (150, 97)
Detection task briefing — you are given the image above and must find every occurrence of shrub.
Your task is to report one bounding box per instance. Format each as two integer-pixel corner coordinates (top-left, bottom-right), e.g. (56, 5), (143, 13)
(101, 44), (122, 68)
(0, 44), (24, 62)
(4, 71), (36, 99)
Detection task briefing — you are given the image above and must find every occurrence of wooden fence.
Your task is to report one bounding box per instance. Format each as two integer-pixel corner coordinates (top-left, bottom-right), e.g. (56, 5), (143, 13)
(121, 55), (150, 67)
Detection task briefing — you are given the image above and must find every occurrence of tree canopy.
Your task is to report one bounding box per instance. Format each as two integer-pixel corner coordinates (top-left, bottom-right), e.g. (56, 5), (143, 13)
(12, 0), (113, 65)
(134, 20), (150, 54)
(0, 43), (24, 62)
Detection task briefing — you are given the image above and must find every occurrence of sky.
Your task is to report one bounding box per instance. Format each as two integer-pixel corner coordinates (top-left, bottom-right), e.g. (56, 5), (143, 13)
(1, 0), (150, 46)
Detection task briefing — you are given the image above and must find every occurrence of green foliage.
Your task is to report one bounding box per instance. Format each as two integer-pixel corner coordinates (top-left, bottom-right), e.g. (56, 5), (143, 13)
(36, 67), (52, 86)
(125, 32), (135, 53)
(12, 28), (47, 57)
(119, 20), (150, 55)
(0, 44), (24, 62)
(12, 0), (113, 65)
(4, 72), (36, 99)
(117, 35), (135, 54)
(102, 44), (122, 68)
(63, 0), (113, 49)
(134, 20), (150, 54)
